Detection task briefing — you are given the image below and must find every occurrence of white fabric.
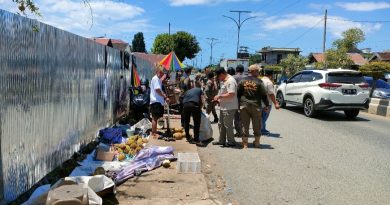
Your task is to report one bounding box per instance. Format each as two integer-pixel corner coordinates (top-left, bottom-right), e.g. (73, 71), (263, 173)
(150, 75), (164, 104)
(199, 112), (213, 141)
(218, 75), (239, 110)
(262, 77), (275, 104)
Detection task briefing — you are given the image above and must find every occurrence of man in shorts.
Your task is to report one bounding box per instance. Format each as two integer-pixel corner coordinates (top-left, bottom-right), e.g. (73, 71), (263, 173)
(150, 66), (169, 138)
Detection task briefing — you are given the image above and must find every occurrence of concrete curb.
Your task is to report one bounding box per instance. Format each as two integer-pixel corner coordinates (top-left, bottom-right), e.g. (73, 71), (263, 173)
(368, 98), (390, 119)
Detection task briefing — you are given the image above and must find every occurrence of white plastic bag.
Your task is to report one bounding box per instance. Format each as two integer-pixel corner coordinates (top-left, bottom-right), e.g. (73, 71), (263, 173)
(199, 112), (213, 141)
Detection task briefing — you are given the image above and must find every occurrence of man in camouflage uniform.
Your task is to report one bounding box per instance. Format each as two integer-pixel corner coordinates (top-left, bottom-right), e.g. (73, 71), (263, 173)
(204, 72), (219, 123)
(237, 64), (269, 148)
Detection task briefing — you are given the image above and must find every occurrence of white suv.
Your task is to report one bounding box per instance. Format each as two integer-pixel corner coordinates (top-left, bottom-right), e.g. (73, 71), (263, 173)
(276, 69), (370, 118)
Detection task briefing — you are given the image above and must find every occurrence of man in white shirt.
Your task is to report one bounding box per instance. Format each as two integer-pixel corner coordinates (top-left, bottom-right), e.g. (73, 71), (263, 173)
(212, 68), (239, 147)
(260, 68), (280, 135)
(150, 67), (169, 138)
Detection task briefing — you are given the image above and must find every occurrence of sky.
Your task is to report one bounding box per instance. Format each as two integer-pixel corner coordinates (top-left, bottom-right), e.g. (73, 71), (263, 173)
(1, 0), (390, 67)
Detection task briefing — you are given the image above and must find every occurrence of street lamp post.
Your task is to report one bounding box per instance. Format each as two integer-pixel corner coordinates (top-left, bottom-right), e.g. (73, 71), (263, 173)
(206, 37), (219, 65)
(223, 10), (257, 58)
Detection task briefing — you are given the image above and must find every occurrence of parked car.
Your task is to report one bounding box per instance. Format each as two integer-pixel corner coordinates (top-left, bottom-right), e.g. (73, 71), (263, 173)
(276, 69), (370, 118)
(364, 76), (390, 99)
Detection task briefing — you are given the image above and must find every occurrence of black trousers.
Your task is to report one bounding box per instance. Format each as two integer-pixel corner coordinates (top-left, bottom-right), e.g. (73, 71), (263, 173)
(183, 102), (201, 141)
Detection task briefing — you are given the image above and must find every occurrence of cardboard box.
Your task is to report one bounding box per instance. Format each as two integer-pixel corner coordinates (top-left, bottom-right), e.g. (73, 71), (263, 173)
(96, 145), (115, 161)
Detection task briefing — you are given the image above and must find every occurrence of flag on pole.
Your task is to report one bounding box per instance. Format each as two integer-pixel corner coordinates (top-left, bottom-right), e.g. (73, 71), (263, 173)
(131, 56), (141, 87)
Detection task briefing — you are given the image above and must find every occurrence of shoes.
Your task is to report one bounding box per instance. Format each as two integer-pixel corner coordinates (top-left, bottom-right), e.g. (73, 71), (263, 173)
(195, 141), (206, 147)
(187, 138), (196, 144)
(212, 141), (224, 146)
(223, 143), (236, 147)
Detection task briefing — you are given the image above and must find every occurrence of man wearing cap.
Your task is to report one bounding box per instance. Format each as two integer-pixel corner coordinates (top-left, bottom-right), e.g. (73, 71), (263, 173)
(212, 68), (239, 147)
(260, 69), (280, 135)
(237, 64), (269, 148)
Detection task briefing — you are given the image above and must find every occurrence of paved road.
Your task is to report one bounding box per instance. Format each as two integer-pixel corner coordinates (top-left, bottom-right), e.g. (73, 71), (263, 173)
(198, 107), (390, 205)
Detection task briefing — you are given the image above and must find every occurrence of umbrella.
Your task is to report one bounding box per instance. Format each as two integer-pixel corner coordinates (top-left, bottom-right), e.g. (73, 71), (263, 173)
(159, 51), (186, 71)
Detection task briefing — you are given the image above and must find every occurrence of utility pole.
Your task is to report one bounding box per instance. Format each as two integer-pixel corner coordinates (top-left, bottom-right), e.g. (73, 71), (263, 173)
(323, 9), (327, 68)
(206, 37), (218, 65)
(223, 11), (257, 58)
(323, 9), (327, 53)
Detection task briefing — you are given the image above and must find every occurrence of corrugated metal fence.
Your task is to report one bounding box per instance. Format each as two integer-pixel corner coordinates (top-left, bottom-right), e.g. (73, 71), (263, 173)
(0, 10), (130, 202)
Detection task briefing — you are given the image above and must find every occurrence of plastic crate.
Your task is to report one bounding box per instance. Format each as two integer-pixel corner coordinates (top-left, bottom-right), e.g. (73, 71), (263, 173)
(176, 153), (201, 174)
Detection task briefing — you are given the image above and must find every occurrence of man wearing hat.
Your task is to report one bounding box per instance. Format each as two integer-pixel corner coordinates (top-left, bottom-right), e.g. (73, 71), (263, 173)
(237, 64), (269, 148)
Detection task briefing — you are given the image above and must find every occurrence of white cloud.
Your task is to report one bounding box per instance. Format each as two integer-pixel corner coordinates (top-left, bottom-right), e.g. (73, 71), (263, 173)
(168, 0), (261, 6)
(336, 1), (390, 11)
(0, 0), (152, 39)
(262, 13), (382, 37)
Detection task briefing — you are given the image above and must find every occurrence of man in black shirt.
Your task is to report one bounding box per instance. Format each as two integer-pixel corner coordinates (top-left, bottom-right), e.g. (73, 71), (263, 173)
(183, 86), (205, 147)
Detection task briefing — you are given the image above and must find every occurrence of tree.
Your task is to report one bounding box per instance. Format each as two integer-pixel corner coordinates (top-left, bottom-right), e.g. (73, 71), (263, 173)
(152, 31), (201, 62)
(333, 28), (365, 52)
(280, 54), (308, 77)
(131, 32), (146, 53)
(322, 28), (365, 69)
(359, 61), (390, 79)
(249, 54), (262, 65)
(323, 48), (354, 69)
(359, 61), (390, 96)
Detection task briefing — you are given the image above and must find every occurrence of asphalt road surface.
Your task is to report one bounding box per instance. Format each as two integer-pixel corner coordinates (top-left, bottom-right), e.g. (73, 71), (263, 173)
(198, 106), (390, 205)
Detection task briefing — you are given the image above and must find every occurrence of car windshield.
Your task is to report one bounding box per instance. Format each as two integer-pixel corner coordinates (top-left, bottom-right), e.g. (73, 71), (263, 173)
(327, 72), (365, 84)
(376, 79), (390, 89)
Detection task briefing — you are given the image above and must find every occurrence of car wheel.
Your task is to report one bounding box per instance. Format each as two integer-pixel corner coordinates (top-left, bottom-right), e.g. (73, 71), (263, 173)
(344, 109), (359, 119)
(303, 97), (316, 117)
(276, 92), (286, 108)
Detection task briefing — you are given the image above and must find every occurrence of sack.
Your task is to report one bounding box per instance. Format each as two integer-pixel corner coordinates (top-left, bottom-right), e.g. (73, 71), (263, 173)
(199, 112), (213, 141)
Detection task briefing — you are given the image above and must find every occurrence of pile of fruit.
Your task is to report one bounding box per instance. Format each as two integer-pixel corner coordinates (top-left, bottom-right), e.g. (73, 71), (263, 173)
(172, 127), (185, 140)
(113, 135), (148, 161)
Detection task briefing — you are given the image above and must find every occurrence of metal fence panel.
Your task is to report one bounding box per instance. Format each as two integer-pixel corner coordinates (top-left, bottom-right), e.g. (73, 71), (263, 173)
(0, 10), (127, 202)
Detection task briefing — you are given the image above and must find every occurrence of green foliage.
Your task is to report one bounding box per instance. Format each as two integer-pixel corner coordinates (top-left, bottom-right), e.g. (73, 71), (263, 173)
(359, 61), (390, 79)
(152, 31), (201, 62)
(249, 54), (262, 65)
(280, 54), (308, 76)
(132, 32), (147, 53)
(264, 65), (283, 72)
(13, 0), (41, 16)
(333, 28), (365, 52)
(323, 48), (354, 69)
(323, 28), (365, 69)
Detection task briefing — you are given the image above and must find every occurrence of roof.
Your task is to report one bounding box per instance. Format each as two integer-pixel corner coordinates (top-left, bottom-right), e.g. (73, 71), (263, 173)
(90, 38), (130, 51)
(303, 69), (361, 74)
(259, 46), (301, 53)
(309, 53), (368, 66)
(132, 52), (166, 64)
(369, 52), (390, 62)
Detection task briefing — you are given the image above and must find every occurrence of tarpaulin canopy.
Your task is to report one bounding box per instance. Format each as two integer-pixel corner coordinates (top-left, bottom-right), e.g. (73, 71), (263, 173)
(159, 51), (186, 71)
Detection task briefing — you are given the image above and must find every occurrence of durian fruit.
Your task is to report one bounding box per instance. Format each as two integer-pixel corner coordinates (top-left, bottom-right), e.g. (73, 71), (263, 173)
(135, 146), (142, 153)
(137, 138), (143, 145)
(173, 132), (184, 140)
(129, 150), (136, 156)
(174, 127), (184, 133)
(130, 143), (137, 149)
(142, 138), (149, 143)
(129, 136), (136, 141)
(118, 153), (125, 161)
(126, 139), (134, 145)
(125, 145), (131, 153)
(117, 148), (124, 153)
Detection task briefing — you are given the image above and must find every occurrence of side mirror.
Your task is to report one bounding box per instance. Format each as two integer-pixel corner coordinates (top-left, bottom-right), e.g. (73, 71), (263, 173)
(283, 80), (288, 84)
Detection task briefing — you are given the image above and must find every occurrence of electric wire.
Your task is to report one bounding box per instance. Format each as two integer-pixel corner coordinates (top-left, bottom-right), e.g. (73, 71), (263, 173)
(284, 18), (324, 47)
(327, 18), (390, 23)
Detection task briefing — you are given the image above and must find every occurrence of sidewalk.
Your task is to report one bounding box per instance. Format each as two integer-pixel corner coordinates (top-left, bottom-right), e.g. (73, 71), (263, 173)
(104, 119), (223, 205)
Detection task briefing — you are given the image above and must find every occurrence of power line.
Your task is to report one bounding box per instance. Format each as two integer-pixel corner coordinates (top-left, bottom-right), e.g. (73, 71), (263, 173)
(254, 0), (301, 23)
(327, 18), (390, 23)
(284, 18), (324, 47)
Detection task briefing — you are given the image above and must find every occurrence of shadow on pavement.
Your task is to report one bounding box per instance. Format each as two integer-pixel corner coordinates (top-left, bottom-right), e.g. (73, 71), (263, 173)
(267, 133), (281, 138)
(283, 106), (370, 122)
